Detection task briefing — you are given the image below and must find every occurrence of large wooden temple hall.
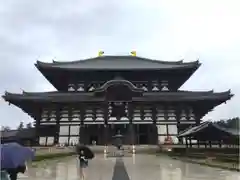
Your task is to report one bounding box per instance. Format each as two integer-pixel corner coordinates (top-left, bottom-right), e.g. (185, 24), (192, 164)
(2, 54), (233, 146)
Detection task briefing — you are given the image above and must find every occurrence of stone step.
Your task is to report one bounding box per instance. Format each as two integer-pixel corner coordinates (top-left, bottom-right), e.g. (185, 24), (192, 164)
(107, 150), (133, 157)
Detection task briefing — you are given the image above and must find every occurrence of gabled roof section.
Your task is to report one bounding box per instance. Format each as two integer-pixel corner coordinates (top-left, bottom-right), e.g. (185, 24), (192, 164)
(0, 129), (18, 138)
(0, 128), (35, 139)
(178, 121), (240, 137)
(35, 56), (201, 70)
(178, 121), (211, 137)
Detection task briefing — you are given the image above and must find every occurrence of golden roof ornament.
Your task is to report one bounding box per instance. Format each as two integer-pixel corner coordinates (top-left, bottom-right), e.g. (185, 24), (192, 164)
(131, 51), (136, 56)
(98, 51), (104, 56)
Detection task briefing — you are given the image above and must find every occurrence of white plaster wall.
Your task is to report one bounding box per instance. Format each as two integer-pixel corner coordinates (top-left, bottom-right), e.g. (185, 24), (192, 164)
(46, 137), (54, 145)
(59, 126), (69, 135)
(158, 135), (167, 144)
(58, 137), (68, 144)
(168, 125), (178, 134)
(70, 126), (79, 135)
(69, 137), (79, 145)
(39, 137), (46, 145)
(157, 125), (167, 134)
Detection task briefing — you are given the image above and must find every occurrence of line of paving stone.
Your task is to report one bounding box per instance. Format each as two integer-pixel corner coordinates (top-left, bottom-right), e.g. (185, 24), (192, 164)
(112, 157), (130, 180)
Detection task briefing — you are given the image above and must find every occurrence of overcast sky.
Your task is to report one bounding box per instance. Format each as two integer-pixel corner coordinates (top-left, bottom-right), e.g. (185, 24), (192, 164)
(0, 0), (239, 128)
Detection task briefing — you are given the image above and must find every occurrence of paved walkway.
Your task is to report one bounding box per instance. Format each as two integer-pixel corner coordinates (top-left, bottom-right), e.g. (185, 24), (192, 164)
(19, 154), (239, 180)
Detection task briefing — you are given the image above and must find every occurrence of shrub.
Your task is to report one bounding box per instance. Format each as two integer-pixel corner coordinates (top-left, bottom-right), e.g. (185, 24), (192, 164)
(33, 152), (76, 161)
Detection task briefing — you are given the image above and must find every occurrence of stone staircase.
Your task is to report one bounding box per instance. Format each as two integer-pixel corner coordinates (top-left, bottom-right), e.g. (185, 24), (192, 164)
(88, 145), (159, 155)
(106, 145), (133, 157)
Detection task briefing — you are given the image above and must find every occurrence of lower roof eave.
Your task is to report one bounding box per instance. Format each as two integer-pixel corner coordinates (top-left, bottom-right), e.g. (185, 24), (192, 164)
(3, 96), (231, 103)
(132, 97), (231, 102)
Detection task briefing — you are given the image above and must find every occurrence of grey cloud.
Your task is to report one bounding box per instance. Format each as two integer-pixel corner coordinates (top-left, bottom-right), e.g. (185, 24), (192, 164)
(0, 0), (239, 128)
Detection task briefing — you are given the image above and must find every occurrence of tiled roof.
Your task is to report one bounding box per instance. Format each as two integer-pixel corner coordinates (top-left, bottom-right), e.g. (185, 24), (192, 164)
(2, 90), (232, 102)
(178, 121), (239, 137)
(35, 56), (200, 70)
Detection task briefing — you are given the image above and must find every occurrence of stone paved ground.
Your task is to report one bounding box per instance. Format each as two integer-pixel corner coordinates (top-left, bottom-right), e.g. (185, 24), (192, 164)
(18, 154), (240, 180)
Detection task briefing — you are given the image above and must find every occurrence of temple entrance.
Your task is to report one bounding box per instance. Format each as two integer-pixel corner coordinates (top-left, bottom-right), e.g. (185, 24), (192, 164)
(89, 135), (98, 145)
(138, 134), (148, 144)
(82, 123), (157, 145)
(109, 124), (128, 144)
(136, 124), (150, 145)
(112, 124), (127, 135)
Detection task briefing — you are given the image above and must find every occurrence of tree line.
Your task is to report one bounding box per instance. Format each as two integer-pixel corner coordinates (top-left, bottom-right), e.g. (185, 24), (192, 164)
(214, 117), (239, 130)
(1, 122), (33, 131)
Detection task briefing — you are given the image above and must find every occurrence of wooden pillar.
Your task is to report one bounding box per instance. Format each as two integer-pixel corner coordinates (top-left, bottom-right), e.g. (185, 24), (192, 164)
(176, 105), (181, 134)
(79, 125), (85, 145)
(54, 106), (60, 145)
(197, 140), (200, 148)
(209, 140), (212, 148)
(185, 138), (188, 148)
(151, 105), (158, 145)
(128, 103), (135, 145)
(218, 140), (222, 148)
(103, 124), (108, 146)
(147, 80), (152, 92)
(103, 103), (109, 146)
(79, 105), (85, 144)
(189, 137), (192, 148)
(67, 106), (72, 145)
(35, 109), (41, 146)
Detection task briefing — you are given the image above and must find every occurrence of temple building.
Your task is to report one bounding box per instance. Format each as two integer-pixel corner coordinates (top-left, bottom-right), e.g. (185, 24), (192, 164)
(2, 55), (233, 146)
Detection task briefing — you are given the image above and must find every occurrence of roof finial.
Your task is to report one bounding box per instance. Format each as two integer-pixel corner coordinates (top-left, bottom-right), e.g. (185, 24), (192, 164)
(131, 51), (136, 56)
(52, 57), (56, 63)
(98, 51), (104, 56)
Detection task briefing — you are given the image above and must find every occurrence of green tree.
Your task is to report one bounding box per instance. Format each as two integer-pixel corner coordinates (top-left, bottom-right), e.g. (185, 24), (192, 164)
(216, 117), (239, 130)
(17, 122), (24, 130)
(1, 126), (11, 131)
(226, 117), (239, 129)
(26, 123), (32, 129)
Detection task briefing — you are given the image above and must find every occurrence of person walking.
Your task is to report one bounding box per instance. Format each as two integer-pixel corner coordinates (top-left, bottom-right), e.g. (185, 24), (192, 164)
(76, 144), (94, 180)
(78, 150), (88, 180)
(1, 143), (34, 180)
(1, 170), (10, 180)
(5, 164), (26, 180)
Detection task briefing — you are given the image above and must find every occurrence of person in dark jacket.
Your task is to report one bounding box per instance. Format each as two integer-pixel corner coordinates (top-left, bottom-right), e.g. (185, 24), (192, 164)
(5, 165), (26, 180)
(78, 150), (88, 180)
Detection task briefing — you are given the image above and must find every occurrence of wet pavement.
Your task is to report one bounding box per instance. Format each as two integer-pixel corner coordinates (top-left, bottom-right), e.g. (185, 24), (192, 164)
(18, 154), (239, 180)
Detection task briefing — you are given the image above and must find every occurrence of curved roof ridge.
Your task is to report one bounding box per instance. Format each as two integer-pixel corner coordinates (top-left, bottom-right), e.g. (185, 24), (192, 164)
(178, 90), (214, 93)
(144, 90), (232, 95)
(3, 91), (93, 97)
(214, 89), (233, 96)
(4, 91), (19, 96)
(37, 56), (199, 65)
(22, 91), (59, 95)
(179, 89), (233, 95)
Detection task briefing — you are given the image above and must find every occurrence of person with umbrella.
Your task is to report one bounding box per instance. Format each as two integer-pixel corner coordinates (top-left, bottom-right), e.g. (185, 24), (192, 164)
(76, 144), (94, 180)
(1, 142), (35, 180)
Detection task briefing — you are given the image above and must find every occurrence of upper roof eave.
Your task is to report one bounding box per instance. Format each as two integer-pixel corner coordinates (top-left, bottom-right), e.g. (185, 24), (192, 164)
(35, 56), (201, 71)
